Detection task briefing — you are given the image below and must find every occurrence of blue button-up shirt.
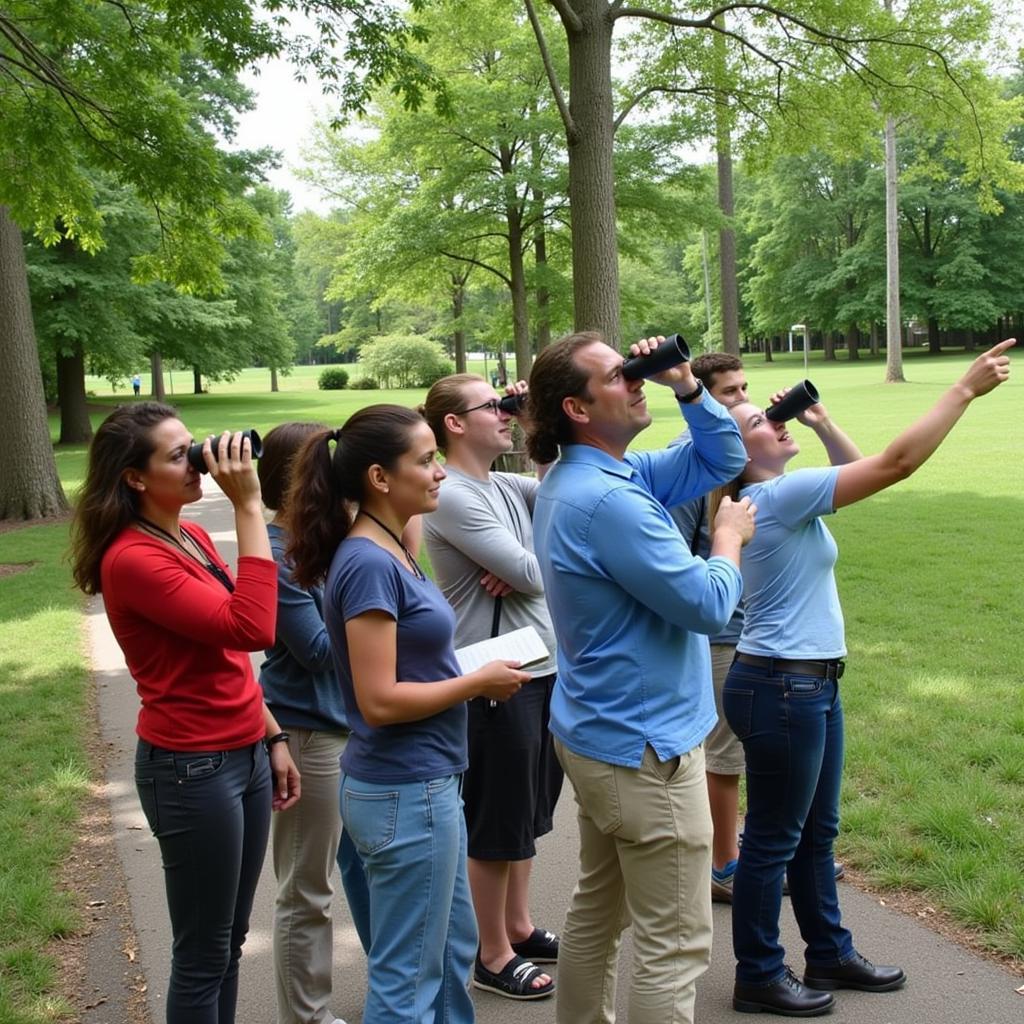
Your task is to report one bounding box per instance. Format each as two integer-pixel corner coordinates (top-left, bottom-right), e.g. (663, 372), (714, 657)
(534, 394), (746, 767)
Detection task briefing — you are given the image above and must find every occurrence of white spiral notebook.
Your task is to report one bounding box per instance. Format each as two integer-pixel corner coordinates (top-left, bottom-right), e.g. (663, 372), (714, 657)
(454, 625), (550, 674)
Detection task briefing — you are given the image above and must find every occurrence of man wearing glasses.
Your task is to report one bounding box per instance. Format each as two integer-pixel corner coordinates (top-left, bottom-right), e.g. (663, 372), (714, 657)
(421, 374), (563, 1002)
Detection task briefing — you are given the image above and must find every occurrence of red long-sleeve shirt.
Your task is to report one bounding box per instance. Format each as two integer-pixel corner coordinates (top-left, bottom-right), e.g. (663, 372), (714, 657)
(101, 525), (277, 750)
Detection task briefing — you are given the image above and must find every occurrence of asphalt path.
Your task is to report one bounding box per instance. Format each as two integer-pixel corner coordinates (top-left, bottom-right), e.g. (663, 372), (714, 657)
(84, 480), (1022, 1024)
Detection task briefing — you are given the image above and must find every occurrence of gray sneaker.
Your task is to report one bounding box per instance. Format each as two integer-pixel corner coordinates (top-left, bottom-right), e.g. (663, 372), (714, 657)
(711, 871), (735, 903)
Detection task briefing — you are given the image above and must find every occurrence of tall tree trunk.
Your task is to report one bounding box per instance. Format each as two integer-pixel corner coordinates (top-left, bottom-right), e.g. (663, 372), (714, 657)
(57, 340), (93, 443)
(823, 331), (836, 361)
(870, 321), (880, 356)
(192, 365), (203, 394)
(927, 317), (940, 354)
(562, 6), (619, 340)
(883, 110), (906, 382)
(503, 164), (532, 380)
(764, 336), (774, 362)
(847, 323), (860, 361)
(531, 130), (552, 352)
(150, 351), (166, 402)
(451, 275), (467, 373)
(270, 366), (279, 392)
(0, 205), (69, 520)
(714, 21), (740, 356)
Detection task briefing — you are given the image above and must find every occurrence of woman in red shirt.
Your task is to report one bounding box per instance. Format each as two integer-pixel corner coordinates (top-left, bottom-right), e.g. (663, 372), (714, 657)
(70, 402), (299, 1024)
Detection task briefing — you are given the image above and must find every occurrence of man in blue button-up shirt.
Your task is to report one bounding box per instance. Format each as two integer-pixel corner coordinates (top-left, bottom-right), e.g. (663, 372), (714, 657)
(526, 332), (756, 1024)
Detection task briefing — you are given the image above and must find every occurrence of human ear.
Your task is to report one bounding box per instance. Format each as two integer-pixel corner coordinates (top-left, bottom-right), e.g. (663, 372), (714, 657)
(562, 395), (589, 425)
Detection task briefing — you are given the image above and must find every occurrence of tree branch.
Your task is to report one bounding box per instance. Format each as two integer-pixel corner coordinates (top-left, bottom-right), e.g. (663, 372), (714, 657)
(522, 0), (576, 142)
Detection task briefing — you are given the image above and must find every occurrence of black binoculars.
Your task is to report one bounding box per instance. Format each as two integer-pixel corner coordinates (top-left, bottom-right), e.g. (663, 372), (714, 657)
(622, 334), (691, 381)
(498, 392), (528, 414)
(765, 381), (820, 422)
(187, 429), (263, 473)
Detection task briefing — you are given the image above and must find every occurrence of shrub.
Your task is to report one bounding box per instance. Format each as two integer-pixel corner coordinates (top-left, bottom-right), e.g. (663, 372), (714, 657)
(358, 335), (453, 390)
(318, 367), (349, 390)
(351, 376), (378, 390)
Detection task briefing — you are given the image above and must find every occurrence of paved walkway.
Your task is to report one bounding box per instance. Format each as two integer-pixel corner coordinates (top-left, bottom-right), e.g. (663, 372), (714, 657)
(83, 481), (1022, 1023)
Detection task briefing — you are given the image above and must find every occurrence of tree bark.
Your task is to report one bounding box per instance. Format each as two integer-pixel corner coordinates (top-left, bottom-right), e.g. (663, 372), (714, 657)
(927, 316), (941, 354)
(503, 160), (533, 380)
(883, 108), (906, 382)
(451, 275), (466, 373)
(57, 340), (94, 443)
(846, 323), (860, 361)
(193, 365), (203, 395)
(150, 351), (166, 401)
(0, 205), (69, 520)
(531, 130), (552, 352)
(714, 23), (740, 356)
(823, 331), (836, 361)
(270, 366), (280, 392)
(562, 4), (619, 340)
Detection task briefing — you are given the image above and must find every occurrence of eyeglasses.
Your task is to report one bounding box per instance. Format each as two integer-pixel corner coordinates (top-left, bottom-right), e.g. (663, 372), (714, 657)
(454, 398), (503, 416)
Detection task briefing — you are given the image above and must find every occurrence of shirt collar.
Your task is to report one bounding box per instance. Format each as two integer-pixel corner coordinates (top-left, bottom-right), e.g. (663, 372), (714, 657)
(559, 444), (635, 480)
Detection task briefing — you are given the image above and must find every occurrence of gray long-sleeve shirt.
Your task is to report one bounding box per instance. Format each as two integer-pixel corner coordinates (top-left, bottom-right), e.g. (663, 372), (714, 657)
(424, 466), (557, 678)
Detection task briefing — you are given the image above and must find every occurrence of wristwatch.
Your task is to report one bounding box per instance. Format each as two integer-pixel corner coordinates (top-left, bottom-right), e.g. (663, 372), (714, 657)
(676, 380), (704, 404)
(266, 731), (291, 747)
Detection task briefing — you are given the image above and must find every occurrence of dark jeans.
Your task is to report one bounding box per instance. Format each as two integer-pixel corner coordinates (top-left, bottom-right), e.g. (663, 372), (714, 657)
(723, 661), (854, 986)
(135, 739), (272, 1024)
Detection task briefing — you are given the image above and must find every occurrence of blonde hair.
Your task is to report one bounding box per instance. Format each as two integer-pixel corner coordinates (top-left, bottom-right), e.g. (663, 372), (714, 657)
(420, 373), (486, 453)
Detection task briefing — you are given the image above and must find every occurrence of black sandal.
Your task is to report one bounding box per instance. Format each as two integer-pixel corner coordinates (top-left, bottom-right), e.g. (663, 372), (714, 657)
(472, 954), (555, 1000)
(510, 927), (559, 963)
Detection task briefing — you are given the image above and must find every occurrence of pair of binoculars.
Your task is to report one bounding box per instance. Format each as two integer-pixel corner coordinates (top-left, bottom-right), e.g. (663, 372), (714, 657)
(187, 429), (263, 474)
(766, 380), (819, 422)
(621, 333), (691, 381)
(498, 392), (528, 414)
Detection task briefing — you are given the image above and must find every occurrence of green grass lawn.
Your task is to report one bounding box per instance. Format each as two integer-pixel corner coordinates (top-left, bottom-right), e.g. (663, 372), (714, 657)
(0, 346), (1019, 1022)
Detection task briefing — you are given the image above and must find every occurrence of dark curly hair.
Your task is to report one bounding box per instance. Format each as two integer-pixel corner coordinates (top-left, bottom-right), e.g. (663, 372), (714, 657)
(525, 332), (599, 464)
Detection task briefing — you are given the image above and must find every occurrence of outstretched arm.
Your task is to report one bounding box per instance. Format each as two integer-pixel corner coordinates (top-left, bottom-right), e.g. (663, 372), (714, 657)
(832, 339), (1014, 509)
(768, 389), (863, 466)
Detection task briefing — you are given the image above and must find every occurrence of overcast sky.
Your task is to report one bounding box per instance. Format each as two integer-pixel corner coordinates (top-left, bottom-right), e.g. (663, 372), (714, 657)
(233, 56), (336, 215)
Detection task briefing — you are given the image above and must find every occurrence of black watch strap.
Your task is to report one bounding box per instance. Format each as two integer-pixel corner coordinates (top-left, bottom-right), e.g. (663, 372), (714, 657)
(676, 380), (704, 404)
(266, 731), (291, 746)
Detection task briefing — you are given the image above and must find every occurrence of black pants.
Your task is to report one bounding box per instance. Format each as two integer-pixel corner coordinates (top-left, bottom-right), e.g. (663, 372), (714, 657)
(135, 740), (271, 1024)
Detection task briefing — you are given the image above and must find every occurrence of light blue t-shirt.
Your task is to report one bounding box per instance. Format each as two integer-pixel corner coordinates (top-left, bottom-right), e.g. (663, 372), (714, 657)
(324, 537), (468, 784)
(737, 467), (846, 659)
(534, 393), (747, 768)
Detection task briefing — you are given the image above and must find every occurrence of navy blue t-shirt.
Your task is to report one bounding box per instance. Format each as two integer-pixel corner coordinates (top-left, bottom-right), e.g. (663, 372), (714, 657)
(325, 536), (468, 783)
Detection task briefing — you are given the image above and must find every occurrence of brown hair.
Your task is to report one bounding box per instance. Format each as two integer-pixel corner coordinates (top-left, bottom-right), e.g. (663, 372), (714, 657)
(258, 421), (326, 511)
(69, 402), (180, 595)
(284, 404), (426, 588)
(691, 352), (743, 390)
(420, 373), (485, 452)
(525, 332), (599, 464)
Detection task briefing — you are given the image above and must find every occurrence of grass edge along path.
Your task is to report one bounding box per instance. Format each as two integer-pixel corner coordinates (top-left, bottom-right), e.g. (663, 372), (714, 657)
(0, 522), (90, 1024)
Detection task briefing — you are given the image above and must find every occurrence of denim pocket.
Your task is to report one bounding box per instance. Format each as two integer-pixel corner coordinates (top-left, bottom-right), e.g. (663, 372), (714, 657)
(723, 687), (755, 740)
(344, 788), (399, 855)
(136, 777), (159, 835)
(784, 675), (825, 697)
(173, 750), (227, 781)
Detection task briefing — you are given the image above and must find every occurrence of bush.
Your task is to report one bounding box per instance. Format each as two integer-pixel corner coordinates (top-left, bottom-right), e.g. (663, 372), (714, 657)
(351, 376), (378, 390)
(358, 335), (453, 390)
(318, 367), (349, 390)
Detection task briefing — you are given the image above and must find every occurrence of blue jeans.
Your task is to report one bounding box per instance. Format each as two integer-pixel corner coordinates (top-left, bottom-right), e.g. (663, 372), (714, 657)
(337, 825), (372, 953)
(341, 772), (477, 1023)
(723, 662), (854, 986)
(135, 740), (271, 1024)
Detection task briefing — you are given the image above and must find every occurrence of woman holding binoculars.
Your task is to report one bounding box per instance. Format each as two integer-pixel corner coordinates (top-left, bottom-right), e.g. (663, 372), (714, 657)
(718, 339), (1014, 1017)
(284, 403), (530, 1024)
(421, 375), (562, 1001)
(70, 402), (300, 1024)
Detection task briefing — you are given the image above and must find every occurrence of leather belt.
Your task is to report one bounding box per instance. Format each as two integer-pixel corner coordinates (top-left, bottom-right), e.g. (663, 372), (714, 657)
(735, 653), (845, 681)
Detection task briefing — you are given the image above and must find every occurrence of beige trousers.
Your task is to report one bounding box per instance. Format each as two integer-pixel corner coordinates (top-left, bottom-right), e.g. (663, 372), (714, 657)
(553, 739), (713, 1024)
(272, 728), (347, 1024)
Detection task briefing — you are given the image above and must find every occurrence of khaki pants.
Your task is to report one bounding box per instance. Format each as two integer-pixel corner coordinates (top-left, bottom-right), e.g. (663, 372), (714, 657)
(272, 728), (347, 1024)
(553, 740), (713, 1024)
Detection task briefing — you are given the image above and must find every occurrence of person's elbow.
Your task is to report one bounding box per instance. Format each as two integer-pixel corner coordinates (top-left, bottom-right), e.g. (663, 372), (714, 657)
(358, 697), (404, 728)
